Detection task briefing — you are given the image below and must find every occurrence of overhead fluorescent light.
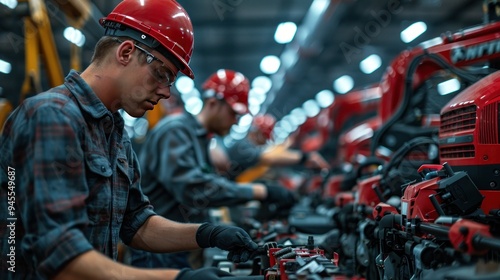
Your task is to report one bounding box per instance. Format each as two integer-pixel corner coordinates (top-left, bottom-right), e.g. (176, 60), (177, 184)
(63, 27), (86, 47)
(238, 114), (253, 127)
(0, 59), (12, 74)
(311, 0), (329, 14)
(260, 55), (281, 74)
(438, 78), (461, 95)
(333, 75), (354, 94)
(249, 89), (266, 105)
(419, 36), (443, 49)
(360, 54), (382, 74)
(315, 89), (334, 108)
(0, 0), (17, 9)
(249, 104), (261, 116)
(401, 21), (427, 43)
(279, 117), (295, 133)
(274, 22), (297, 44)
(175, 76), (194, 95)
(302, 99), (320, 118)
(184, 96), (203, 115)
(251, 76), (272, 93)
(290, 108), (307, 125)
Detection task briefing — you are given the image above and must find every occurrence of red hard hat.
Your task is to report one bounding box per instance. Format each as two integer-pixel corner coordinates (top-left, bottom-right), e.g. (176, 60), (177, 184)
(202, 69), (250, 114)
(253, 114), (276, 140)
(100, 0), (195, 79)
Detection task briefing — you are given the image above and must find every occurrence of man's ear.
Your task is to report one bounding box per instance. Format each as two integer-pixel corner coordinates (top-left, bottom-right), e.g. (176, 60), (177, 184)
(116, 40), (134, 65)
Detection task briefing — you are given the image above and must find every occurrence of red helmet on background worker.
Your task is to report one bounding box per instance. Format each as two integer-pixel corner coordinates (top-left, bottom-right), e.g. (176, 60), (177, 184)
(252, 114), (276, 140)
(100, 0), (195, 79)
(202, 69), (250, 115)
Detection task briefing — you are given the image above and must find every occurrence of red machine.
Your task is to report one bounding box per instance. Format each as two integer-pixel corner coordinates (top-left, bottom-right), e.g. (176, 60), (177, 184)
(260, 237), (366, 280)
(324, 17), (500, 280)
(448, 219), (495, 256)
(400, 163), (484, 225)
(293, 83), (381, 165)
(337, 117), (383, 168)
(439, 70), (500, 214)
(366, 20), (500, 159)
(317, 85), (382, 199)
(336, 19), (500, 211)
(265, 246), (335, 280)
(327, 85), (381, 166)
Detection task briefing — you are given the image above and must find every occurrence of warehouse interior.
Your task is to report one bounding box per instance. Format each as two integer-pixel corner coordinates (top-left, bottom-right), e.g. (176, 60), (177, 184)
(2, 0), (500, 279)
(0, 0), (484, 120)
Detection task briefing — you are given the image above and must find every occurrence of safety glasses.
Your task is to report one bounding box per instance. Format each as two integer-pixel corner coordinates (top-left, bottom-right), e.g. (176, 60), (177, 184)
(115, 39), (177, 88)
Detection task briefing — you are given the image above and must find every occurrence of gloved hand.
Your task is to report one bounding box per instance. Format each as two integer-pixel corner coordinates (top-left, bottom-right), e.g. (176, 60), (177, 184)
(175, 267), (233, 280)
(265, 184), (297, 209)
(196, 223), (258, 262)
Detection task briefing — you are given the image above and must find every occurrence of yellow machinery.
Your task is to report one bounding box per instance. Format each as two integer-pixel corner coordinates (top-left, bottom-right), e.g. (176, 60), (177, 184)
(0, 0), (90, 130)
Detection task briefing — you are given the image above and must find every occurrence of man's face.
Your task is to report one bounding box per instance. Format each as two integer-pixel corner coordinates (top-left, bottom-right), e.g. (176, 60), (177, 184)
(209, 99), (240, 136)
(119, 43), (178, 117)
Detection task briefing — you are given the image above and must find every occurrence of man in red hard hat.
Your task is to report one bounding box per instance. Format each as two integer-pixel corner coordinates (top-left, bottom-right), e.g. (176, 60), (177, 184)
(0, 1), (257, 279)
(134, 68), (297, 269)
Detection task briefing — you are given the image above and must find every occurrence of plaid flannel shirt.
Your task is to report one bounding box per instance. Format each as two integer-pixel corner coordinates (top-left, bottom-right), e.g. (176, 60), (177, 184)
(0, 70), (156, 279)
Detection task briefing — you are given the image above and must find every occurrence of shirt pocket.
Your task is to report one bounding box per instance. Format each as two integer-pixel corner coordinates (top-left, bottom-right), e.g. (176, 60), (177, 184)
(85, 153), (112, 224)
(86, 153), (112, 177)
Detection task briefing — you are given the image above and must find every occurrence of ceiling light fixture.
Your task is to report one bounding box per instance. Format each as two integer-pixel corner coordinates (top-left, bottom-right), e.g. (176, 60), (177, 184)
(437, 78), (461, 95)
(63, 27), (86, 47)
(401, 21), (427, 43)
(175, 76), (194, 95)
(0, 59), (12, 74)
(260, 55), (281, 74)
(315, 89), (334, 108)
(0, 0), (17, 9)
(333, 75), (354, 94)
(274, 22), (297, 44)
(360, 54), (382, 74)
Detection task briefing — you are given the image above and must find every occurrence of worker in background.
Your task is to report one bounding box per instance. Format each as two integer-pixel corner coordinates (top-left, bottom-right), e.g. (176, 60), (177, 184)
(131, 69), (297, 269)
(0, 1), (257, 279)
(220, 114), (331, 182)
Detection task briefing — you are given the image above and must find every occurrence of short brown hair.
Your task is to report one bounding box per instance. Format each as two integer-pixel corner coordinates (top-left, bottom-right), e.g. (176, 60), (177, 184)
(90, 36), (153, 66)
(90, 36), (120, 65)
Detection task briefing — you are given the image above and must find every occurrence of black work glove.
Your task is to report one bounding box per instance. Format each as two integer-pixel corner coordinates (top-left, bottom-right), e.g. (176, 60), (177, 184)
(196, 223), (258, 262)
(265, 184), (298, 209)
(175, 267), (233, 280)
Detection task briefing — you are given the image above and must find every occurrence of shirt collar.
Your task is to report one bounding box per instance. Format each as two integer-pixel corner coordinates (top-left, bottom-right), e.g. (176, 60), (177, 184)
(64, 69), (110, 119)
(185, 112), (208, 138)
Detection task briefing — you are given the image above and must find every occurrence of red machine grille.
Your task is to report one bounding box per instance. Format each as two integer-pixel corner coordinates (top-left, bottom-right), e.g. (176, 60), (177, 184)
(440, 144), (475, 158)
(478, 103), (498, 144)
(440, 105), (477, 134)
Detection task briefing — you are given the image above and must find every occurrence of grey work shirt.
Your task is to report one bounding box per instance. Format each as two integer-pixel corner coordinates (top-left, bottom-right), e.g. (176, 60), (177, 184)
(0, 70), (155, 279)
(138, 112), (254, 223)
(224, 137), (263, 180)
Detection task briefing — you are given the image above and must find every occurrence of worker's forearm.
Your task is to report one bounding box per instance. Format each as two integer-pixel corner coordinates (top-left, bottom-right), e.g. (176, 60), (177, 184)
(260, 148), (302, 166)
(52, 250), (179, 280)
(251, 182), (267, 200)
(130, 215), (200, 252)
